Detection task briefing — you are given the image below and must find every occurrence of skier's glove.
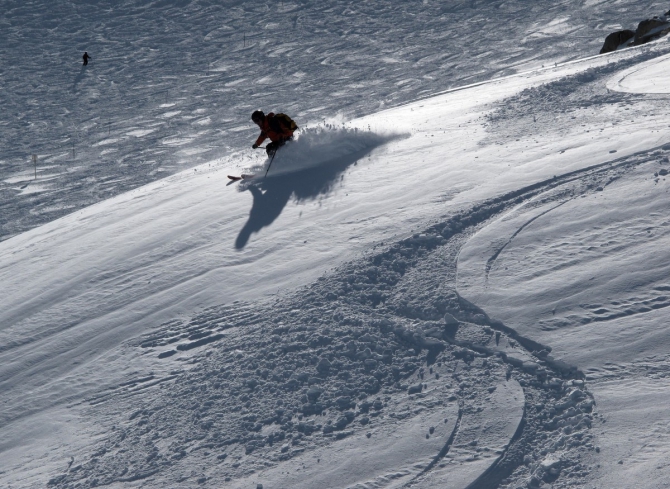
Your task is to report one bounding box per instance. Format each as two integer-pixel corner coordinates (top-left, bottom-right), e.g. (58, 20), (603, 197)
(252, 144), (258, 149)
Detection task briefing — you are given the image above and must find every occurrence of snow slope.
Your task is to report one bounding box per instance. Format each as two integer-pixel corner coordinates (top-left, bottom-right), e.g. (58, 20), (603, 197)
(0, 0), (660, 241)
(4, 1), (670, 489)
(458, 51), (670, 488)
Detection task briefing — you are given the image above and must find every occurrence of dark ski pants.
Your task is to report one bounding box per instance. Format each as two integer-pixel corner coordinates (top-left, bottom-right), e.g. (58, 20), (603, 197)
(266, 137), (293, 157)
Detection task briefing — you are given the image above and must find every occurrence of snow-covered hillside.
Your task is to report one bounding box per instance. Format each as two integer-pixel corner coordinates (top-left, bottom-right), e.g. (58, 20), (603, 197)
(0, 0), (661, 241)
(4, 1), (670, 489)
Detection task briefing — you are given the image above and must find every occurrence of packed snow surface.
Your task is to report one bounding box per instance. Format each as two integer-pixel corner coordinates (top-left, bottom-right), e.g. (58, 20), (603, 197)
(607, 52), (670, 94)
(4, 1), (670, 489)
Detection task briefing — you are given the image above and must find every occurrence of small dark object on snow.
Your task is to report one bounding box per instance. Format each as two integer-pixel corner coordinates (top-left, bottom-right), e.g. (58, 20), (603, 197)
(82, 52), (91, 66)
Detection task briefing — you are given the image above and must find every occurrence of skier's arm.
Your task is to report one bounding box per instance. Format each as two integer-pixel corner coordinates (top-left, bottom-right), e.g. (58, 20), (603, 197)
(253, 132), (267, 148)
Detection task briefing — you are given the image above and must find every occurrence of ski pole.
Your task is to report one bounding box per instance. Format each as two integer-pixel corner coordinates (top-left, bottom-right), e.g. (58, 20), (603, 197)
(265, 150), (276, 177)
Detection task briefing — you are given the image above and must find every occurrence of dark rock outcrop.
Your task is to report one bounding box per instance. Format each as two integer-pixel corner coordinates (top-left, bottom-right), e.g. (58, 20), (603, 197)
(600, 10), (670, 55)
(632, 17), (670, 45)
(599, 30), (634, 54)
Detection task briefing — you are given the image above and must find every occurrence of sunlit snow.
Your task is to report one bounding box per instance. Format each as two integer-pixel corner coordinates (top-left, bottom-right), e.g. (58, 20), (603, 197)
(3, 1), (670, 489)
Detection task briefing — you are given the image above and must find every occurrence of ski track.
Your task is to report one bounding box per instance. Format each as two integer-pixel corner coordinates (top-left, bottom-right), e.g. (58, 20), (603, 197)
(7, 53), (670, 486)
(5, 1), (670, 488)
(36, 152), (647, 488)
(484, 199), (570, 282)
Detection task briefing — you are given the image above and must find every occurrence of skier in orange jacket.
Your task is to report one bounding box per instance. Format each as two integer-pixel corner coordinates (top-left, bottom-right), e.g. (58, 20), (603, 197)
(251, 110), (298, 157)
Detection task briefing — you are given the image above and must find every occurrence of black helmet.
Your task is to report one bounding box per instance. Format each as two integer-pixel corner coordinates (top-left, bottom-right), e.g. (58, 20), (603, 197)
(251, 110), (265, 123)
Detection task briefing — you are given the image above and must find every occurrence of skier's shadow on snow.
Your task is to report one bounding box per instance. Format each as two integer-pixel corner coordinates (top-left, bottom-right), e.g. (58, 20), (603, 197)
(72, 66), (87, 92)
(235, 149), (370, 249)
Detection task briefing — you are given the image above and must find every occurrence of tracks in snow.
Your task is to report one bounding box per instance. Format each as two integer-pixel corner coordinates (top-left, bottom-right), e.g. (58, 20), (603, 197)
(46, 149), (662, 488)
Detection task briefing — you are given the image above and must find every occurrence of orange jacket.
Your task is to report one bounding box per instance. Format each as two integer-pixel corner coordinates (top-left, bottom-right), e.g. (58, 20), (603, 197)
(254, 113), (295, 146)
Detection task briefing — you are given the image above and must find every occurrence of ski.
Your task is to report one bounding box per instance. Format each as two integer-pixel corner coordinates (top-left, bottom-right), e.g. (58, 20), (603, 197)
(227, 174), (256, 181)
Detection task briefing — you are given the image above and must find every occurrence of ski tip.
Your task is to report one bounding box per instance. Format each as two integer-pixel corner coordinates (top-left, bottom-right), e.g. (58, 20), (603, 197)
(227, 175), (242, 181)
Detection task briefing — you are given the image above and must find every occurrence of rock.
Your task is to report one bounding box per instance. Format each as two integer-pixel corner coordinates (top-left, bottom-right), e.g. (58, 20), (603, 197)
(632, 18), (670, 45)
(660, 168), (668, 176)
(600, 29), (635, 54)
(408, 383), (423, 395)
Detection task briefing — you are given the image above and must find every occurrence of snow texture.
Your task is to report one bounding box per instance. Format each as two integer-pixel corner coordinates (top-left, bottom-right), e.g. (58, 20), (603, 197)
(4, 1), (670, 489)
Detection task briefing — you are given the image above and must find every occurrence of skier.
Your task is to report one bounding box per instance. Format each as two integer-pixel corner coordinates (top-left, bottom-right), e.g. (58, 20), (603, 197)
(82, 52), (91, 66)
(251, 110), (298, 157)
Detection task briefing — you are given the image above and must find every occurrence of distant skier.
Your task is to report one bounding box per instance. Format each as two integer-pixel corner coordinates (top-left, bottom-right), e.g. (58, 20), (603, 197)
(82, 52), (91, 66)
(251, 110), (298, 157)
